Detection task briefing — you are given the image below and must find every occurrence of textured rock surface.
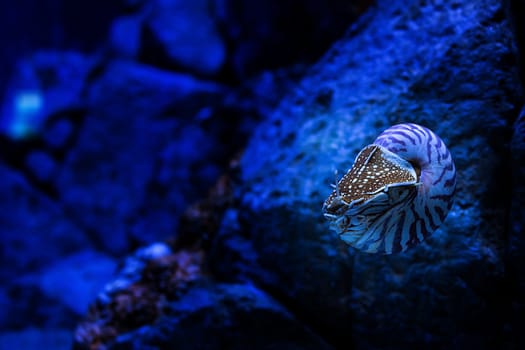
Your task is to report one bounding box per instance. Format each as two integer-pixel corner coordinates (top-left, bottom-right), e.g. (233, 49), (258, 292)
(73, 236), (332, 349)
(105, 283), (333, 350)
(508, 108), (525, 347)
(227, 0), (524, 348)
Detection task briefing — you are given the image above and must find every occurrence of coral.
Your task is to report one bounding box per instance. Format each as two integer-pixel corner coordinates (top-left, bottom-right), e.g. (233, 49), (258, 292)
(74, 247), (205, 349)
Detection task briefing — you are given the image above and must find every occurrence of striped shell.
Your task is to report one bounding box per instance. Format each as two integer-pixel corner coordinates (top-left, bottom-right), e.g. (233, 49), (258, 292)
(322, 123), (456, 254)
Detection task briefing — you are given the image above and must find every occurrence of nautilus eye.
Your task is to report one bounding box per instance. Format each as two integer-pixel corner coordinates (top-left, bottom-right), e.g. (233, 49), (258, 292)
(322, 123), (456, 254)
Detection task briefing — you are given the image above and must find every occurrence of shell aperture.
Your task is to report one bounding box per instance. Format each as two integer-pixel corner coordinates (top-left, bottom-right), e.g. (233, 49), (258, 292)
(322, 123), (456, 254)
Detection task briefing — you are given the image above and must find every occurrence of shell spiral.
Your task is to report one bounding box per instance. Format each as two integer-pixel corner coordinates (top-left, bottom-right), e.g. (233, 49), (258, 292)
(322, 123), (456, 254)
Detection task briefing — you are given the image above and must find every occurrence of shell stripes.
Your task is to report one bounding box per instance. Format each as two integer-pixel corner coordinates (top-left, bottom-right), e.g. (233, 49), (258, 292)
(370, 123), (456, 253)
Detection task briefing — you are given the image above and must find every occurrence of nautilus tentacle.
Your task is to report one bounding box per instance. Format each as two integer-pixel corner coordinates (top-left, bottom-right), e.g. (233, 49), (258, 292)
(322, 123), (456, 254)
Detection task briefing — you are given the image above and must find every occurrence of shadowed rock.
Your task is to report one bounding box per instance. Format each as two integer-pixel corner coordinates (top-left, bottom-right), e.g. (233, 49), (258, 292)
(226, 0), (524, 347)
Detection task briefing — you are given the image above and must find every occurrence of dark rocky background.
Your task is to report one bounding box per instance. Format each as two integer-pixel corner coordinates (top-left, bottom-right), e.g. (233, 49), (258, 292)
(0, 0), (524, 349)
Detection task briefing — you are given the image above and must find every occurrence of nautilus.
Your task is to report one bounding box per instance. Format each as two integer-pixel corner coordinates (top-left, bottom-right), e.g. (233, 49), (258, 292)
(322, 123), (456, 254)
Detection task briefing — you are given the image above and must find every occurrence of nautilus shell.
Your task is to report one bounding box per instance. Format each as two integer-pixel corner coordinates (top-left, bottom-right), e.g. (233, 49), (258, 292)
(322, 123), (456, 254)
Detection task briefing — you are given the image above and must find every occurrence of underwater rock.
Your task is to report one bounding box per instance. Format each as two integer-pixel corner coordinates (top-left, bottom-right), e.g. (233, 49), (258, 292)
(24, 150), (57, 183)
(1, 250), (116, 332)
(84, 60), (224, 118)
(73, 173), (327, 349)
(120, 0), (370, 78)
(0, 164), (93, 283)
(42, 118), (75, 150)
(73, 243), (206, 349)
(55, 61), (225, 254)
(109, 283), (333, 350)
(141, 0), (226, 76)
(1, 281), (78, 329)
(214, 0), (372, 78)
(0, 51), (93, 140)
(36, 250), (117, 315)
(508, 108), (525, 344)
(0, 328), (73, 350)
(109, 15), (143, 59)
(0, 165), (103, 332)
(76, 281), (333, 350)
(230, 0), (523, 347)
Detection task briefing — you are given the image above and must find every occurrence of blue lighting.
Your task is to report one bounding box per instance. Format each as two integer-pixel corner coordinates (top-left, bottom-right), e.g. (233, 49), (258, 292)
(1, 89), (44, 140)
